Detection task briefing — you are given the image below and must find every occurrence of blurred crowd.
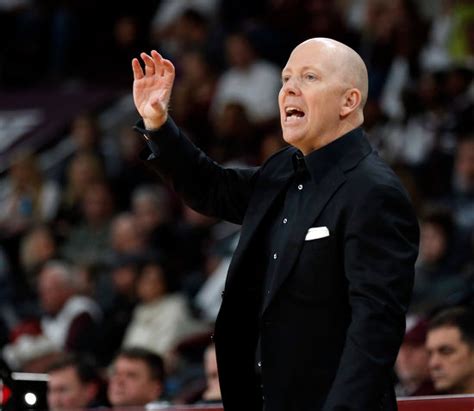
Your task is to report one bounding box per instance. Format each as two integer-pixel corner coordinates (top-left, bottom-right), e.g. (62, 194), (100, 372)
(0, 0), (473, 408)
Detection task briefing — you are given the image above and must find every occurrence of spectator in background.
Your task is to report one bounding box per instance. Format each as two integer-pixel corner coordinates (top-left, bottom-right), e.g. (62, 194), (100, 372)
(210, 102), (260, 164)
(210, 31), (281, 128)
(171, 48), (217, 149)
(121, 258), (206, 359)
(47, 353), (108, 410)
(107, 347), (167, 407)
(443, 134), (474, 229)
(412, 208), (471, 313)
(131, 184), (177, 258)
(95, 255), (140, 366)
(56, 152), (106, 231)
(19, 225), (58, 291)
(0, 151), (60, 238)
(395, 317), (435, 396)
(68, 112), (120, 178)
(61, 181), (115, 267)
(108, 212), (151, 260)
(426, 306), (474, 394)
(2, 260), (102, 371)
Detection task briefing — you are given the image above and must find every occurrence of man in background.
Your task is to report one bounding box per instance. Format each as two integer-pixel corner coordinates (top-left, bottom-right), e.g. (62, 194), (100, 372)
(47, 353), (107, 410)
(426, 306), (474, 394)
(107, 347), (166, 407)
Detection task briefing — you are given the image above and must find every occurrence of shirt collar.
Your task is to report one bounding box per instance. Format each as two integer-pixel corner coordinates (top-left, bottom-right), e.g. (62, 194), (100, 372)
(291, 127), (370, 183)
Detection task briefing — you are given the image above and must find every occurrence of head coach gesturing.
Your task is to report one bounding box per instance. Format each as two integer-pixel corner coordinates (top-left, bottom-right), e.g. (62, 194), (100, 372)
(131, 38), (419, 411)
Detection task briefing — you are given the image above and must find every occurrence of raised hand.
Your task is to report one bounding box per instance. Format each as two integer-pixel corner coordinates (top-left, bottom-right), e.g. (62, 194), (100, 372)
(132, 50), (175, 130)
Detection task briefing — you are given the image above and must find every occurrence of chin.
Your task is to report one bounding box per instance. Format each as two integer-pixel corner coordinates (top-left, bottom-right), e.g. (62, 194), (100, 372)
(282, 131), (303, 148)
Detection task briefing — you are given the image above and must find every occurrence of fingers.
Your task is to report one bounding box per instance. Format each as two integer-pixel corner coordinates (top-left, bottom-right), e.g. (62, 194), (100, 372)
(151, 50), (175, 76)
(131, 58), (144, 80)
(133, 50), (175, 79)
(141, 52), (155, 76)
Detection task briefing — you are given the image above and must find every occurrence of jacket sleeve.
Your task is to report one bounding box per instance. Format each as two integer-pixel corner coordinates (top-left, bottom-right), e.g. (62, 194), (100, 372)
(322, 184), (419, 410)
(135, 117), (259, 225)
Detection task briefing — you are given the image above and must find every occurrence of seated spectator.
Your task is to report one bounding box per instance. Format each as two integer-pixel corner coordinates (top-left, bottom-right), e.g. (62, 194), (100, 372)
(107, 347), (167, 407)
(109, 212), (150, 258)
(95, 254), (141, 366)
(121, 258), (206, 358)
(210, 31), (281, 128)
(19, 225), (58, 291)
(0, 151), (60, 238)
(443, 134), (474, 229)
(61, 181), (115, 267)
(47, 353), (108, 410)
(426, 306), (474, 394)
(131, 184), (178, 258)
(55, 152), (106, 232)
(411, 208), (469, 313)
(395, 317), (435, 396)
(2, 260), (102, 371)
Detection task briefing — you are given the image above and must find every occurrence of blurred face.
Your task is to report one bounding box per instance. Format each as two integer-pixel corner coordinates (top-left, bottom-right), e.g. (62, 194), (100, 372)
(83, 185), (113, 224)
(108, 357), (160, 406)
(279, 40), (348, 154)
(137, 264), (166, 302)
(427, 326), (474, 394)
(133, 197), (162, 232)
(419, 222), (446, 264)
(48, 366), (95, 411)
(72, 116), (99, 150)
(226, 35), (254, 68)
(38, 269), (71, 315)
(112, 266), (137, 295)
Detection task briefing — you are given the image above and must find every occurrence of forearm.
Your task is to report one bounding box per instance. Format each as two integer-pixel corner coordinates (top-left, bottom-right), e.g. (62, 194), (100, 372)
(135, 117), (258, 224)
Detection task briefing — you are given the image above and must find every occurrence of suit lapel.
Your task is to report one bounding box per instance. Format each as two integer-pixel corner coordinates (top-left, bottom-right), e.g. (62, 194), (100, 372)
(224, 152), (294, 291)
(261, 165), (346, 313)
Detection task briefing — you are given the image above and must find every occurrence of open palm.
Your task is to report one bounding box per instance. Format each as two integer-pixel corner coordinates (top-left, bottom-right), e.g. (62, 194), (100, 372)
(132, 50), (175, 129)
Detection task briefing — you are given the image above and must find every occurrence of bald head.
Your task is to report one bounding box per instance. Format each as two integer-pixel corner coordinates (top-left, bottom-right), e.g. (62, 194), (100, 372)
(294, 38), (368, 110)
(279, 37), (369, 153)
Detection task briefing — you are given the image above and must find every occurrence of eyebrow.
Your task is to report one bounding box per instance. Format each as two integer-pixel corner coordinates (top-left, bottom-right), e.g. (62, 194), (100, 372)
(282, 65), (321, 75)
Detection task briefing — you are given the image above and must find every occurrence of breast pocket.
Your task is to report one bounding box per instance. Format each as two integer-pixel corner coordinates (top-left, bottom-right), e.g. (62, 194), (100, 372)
(285, 234), (337, 304)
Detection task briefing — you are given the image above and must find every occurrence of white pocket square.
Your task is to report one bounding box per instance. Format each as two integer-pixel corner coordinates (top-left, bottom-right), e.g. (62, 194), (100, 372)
(305, 226), (330, 241)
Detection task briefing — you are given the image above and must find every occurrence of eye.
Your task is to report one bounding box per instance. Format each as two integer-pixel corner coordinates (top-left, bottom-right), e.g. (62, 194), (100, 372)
(281, 75), (290, 84)
(304, 73), (317, 81)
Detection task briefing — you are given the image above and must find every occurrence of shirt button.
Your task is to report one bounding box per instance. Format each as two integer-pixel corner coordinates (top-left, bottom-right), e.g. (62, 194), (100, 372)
(257, 361), (262, 367)
(298, 184), (303, 190)
(283, 218), (288, 224)
(273, 253), (278, 259)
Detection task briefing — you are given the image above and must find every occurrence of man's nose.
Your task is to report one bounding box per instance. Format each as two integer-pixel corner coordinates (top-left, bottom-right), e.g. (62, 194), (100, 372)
(428, 353), (441, 370)
(281, 77), (301, 95)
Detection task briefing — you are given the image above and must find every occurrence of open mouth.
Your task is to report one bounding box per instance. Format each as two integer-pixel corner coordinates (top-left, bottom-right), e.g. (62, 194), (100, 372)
(285, 107), (305, 121)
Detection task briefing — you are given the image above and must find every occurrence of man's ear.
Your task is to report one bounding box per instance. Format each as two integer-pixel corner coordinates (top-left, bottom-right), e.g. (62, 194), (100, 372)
(340, 88), (361, 117)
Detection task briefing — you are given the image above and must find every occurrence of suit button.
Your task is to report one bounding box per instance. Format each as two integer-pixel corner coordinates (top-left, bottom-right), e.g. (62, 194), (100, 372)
(283, 218), (288, 224)
(297, 184), (303, 190)
(273, 253), (278, 260)
(257, 361), (262, 367)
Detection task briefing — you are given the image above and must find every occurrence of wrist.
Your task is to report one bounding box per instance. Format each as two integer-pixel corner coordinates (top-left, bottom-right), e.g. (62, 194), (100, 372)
(143, 114), (167, 131)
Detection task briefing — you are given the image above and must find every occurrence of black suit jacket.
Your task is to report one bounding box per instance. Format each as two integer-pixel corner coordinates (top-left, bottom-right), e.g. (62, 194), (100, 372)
(137, 118), (419, 411)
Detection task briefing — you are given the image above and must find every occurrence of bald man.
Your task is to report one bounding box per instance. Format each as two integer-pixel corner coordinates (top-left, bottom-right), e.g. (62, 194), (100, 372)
(131, 38), (419, 411)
